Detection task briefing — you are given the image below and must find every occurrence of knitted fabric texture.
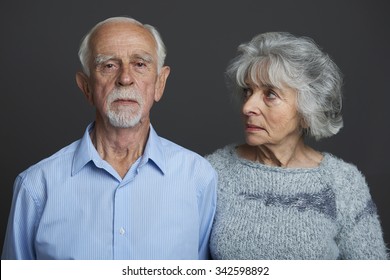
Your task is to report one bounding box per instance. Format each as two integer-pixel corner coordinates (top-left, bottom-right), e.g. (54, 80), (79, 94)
(206, 144), (388, 260)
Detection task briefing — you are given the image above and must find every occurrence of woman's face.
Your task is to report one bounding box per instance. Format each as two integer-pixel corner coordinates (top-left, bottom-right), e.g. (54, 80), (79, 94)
(242, 81), (303, 148)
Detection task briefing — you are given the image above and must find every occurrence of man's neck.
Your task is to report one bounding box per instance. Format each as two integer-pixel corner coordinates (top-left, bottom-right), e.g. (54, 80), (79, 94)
(91, 119), (150, 178)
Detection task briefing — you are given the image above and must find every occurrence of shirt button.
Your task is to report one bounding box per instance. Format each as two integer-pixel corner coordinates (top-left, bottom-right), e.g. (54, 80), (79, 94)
(119, 227), (125, 235)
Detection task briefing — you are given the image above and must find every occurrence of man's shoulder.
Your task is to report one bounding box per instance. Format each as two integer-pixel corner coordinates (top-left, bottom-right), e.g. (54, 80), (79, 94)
(19, 139), (81, 179)
(159, 136), (201, 158)
(157, 136), (215, 170)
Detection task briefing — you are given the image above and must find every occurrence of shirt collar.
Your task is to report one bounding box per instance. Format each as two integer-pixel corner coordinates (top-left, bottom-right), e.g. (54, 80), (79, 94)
(72, 122), (166, 176)
(139, 124), (166, 175)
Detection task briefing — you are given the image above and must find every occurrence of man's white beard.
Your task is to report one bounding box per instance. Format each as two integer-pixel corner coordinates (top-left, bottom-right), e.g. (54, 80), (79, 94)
(106, 87), (144, 128)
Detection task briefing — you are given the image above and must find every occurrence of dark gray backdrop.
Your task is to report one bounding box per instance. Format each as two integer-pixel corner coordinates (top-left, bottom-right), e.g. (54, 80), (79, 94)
(1, 0), (389, 254)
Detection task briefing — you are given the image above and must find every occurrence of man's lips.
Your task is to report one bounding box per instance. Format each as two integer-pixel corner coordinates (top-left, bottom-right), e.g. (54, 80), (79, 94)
(113, 99), (138, 104)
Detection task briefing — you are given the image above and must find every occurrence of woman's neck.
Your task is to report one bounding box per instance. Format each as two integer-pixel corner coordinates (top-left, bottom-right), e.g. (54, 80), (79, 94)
(238, 139), (323, 168)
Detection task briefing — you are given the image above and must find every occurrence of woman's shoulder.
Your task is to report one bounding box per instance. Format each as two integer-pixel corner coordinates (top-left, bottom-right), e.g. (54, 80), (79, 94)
(322, 153), (363, 178)
(322, 152), (371, 198)
(205, 144), (237, 170)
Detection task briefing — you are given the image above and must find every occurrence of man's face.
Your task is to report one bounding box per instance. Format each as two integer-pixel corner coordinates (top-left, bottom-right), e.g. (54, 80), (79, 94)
(78, 21), (169, 128)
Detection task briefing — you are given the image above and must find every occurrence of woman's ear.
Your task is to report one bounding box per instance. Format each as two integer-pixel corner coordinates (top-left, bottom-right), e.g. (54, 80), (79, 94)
(300, 117), (309, 129)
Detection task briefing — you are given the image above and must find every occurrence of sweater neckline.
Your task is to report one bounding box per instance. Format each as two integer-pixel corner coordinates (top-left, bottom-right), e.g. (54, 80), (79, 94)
(227, 144), (329, 173)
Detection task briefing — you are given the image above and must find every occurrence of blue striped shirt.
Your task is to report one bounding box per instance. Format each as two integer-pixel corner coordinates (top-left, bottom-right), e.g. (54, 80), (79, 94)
(2, 123), (217, 260)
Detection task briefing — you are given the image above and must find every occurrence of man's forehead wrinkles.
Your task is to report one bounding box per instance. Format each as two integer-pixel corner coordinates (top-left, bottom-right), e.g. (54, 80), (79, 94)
(94, 52), (155, 64)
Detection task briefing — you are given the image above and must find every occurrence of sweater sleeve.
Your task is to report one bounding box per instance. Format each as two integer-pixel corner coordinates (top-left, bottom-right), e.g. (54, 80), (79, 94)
(334, 163), (388, 259)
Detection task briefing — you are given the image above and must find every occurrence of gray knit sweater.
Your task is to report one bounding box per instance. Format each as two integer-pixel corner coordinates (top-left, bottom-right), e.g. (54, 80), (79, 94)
(206, 144), (388, 259)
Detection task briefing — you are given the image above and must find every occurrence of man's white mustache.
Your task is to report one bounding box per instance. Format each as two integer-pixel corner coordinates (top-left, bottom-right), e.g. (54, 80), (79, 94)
(107, 88), (143, 105)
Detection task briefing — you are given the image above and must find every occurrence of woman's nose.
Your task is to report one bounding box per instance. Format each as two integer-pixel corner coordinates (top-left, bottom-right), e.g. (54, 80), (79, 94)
(242, 93), (262, 116)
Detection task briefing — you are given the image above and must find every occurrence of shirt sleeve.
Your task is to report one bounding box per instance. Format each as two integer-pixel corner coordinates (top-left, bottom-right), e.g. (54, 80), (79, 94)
(196, 166), (217, 260)
(2, 175), (41, 260)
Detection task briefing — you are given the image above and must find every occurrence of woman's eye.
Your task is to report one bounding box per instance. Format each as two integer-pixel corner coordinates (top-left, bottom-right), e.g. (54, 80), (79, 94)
(265, 90), (277, 100)
(242, 88), (252, 98)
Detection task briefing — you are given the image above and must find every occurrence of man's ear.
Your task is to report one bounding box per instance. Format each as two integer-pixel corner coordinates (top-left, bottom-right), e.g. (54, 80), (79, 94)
(154, 66), (170, 102)
(76, 72), (94, 105)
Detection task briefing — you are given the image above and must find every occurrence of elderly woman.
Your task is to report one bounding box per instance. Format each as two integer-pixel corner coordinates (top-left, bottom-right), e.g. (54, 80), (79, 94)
(207, 32), (388, 259)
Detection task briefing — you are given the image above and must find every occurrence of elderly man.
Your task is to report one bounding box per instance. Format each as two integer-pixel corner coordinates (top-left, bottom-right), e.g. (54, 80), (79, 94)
(2, 17), (217, 260)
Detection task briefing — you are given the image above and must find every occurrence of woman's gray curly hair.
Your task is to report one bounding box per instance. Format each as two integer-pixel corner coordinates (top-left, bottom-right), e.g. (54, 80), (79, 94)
(227, 32), (343, 140)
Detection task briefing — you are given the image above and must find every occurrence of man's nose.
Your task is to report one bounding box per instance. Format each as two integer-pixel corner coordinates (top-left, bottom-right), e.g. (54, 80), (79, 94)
(116, 65), (134, 86)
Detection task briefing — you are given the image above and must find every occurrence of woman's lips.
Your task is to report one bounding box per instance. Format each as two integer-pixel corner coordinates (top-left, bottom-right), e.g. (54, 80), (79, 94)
(245, 124), (265, 132)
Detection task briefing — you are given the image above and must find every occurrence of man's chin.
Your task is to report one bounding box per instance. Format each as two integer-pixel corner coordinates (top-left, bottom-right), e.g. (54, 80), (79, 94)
(110, 118), (142, 128)
(106, 110), (142, 128)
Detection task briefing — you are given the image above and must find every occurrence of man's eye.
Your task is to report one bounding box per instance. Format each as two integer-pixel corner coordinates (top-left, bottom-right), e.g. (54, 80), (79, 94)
(97, 63), (118, 74)
(135, 62), (147, 68)
(104, 63), (119, 71)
